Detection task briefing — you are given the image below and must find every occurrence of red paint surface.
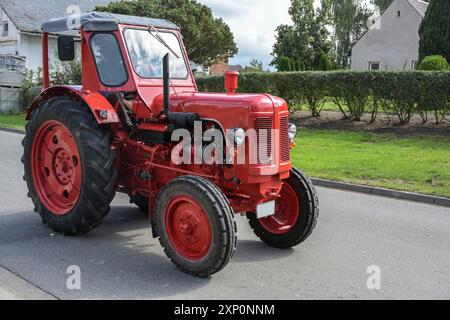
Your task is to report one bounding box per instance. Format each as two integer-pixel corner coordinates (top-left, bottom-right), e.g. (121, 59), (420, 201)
(31, 120), (82, 215)
(165, 195), (212, 260)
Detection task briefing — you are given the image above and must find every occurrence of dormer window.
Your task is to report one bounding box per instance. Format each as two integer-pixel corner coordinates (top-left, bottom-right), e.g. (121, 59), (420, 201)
(2, 21), (8, 36)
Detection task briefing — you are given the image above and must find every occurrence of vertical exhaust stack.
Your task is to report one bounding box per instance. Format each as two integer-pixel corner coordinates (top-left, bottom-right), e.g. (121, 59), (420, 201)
(162, 53), (198, 128)
(163, 53), (170, 117)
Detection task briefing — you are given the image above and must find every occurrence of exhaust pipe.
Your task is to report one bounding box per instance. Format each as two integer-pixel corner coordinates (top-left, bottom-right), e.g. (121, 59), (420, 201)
(163, 54), (198, 128)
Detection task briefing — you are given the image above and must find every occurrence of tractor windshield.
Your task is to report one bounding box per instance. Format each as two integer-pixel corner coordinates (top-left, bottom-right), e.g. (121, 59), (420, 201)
(124, 28), (188, 79)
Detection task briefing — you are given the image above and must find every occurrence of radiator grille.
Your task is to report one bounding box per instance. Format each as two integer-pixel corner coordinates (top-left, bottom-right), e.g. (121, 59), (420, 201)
(255, 116), (290, 164)
(280, 116), (290, 162)
(255, 117), (273, 164)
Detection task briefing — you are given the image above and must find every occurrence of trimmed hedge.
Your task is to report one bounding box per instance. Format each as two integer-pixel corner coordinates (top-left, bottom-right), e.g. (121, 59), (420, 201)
(196, 71), (450, 124)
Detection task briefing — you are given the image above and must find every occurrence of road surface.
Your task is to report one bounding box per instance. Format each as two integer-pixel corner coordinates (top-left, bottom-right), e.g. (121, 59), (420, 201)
(0, 130), (449, 299)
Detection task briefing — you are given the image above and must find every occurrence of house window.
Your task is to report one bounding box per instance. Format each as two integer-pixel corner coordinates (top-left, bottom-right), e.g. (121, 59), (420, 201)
(369, 61), (380, 71)
(397, 11), (401, 17)
(2, 21), (8, 36)
(412, 60), (419, 70)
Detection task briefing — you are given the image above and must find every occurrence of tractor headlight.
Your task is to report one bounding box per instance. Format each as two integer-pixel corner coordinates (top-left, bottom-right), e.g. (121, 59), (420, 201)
(288, 123), (297, 142)
(233, 128), (246, 146)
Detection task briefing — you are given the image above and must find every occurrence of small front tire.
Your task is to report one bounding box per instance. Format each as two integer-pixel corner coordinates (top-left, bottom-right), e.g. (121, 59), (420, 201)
(155, 176), (237, 277)
(247, 168), (319, 249)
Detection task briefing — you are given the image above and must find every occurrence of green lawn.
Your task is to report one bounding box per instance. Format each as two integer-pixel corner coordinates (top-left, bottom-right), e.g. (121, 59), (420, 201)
(292, 129), (450, 198)
(0, 113), (26, 130)
(0, 114), (449, 198)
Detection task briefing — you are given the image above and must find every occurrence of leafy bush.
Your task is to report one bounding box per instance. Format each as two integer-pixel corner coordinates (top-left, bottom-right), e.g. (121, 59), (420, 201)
(319, 54), (332, 71)
(278, 57), (293, 72)
(20, 60), (82, 109)
(419, 55), (449, 71)
(196, 71), (450, 124)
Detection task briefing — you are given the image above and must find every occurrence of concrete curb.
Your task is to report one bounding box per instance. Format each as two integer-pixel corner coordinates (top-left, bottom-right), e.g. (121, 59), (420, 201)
(0, 126), (25, 135)
(0, 265), (56, 300)
(1, 126), (449, 208)
(311, 178), (450, 208)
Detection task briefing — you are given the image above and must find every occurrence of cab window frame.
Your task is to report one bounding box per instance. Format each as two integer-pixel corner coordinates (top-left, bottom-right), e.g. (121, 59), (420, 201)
(122, 27), (190, 81)
(89, 32), (129, 88)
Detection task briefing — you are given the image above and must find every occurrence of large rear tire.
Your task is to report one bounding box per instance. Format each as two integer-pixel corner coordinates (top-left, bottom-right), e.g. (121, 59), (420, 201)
(22, 98), (117, 235)
(155, 176), (237, 277)
(247, 168), (319, 249)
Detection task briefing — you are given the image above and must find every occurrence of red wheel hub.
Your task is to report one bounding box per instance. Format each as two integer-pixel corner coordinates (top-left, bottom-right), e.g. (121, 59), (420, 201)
(31, 120), (82, 215)
(259, 183), (300, 234)
(165, 196), (212, 261)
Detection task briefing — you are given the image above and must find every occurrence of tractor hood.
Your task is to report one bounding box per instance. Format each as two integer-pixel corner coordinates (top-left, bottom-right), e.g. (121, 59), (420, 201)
(151, 92), (288, 130)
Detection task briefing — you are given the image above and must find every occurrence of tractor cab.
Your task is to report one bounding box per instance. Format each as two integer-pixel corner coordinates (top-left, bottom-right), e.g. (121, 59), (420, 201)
(40, 12), (196, 116)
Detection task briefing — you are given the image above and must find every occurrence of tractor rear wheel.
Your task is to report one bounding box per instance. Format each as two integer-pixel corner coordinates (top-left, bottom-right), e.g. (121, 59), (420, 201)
(22, 98), (117, 235)
(247, 168), (319, 249)
(155, 176), (237, 277)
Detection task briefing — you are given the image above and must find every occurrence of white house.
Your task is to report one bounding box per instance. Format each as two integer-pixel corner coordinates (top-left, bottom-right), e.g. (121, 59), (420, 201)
(351, 0), (429, 71)
(0, 0), (111, 71)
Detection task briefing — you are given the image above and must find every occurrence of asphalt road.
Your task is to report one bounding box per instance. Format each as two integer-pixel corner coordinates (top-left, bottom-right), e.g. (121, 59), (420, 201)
(0, 130), (449, 300)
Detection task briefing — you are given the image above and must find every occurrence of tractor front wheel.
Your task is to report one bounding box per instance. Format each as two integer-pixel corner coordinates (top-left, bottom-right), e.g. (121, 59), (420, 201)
(22, 98), (117, 235)
(155, 176), (237, 277)
(247, 168), (319, 249)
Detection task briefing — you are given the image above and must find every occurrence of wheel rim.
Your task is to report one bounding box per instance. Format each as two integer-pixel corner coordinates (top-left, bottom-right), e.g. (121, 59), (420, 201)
(31, 120), (82, 215)
(259, 183), (299, 235)
(165, 196), (212, 261)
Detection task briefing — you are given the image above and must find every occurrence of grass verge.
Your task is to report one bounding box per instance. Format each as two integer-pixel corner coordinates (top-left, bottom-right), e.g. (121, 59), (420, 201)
(292, 129), (450, 198)
(0, 113), (26, 130)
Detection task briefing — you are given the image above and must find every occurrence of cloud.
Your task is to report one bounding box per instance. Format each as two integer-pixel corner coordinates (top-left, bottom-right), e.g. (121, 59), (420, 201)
(198, 0), (293, 69)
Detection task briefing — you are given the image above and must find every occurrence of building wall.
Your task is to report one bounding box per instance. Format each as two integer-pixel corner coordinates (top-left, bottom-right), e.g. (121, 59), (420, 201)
(18, 33), (60, 71)
(19, 33), (81, 71)
(0, 6), (19, 55)
(351, 0), (423, 71)
(210, 58), (228, 76)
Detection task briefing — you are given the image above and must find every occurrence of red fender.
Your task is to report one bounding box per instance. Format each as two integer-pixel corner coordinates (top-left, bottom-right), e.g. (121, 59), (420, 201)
(26, 86), (120, 124)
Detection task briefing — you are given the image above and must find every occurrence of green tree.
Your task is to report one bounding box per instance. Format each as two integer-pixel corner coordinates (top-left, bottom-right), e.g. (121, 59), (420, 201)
(242, 59), (265, 73)
(272, 0), (332, 71)
(319, 53), (332, 71)
(331, 0), (372, 69)
(419, 0), (449, 62)
(95, 0), (238, 68)
(278, 56), (293, 72)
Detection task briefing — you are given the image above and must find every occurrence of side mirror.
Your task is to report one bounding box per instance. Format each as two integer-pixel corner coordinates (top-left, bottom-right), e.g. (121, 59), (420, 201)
(58, 35), (75, 61)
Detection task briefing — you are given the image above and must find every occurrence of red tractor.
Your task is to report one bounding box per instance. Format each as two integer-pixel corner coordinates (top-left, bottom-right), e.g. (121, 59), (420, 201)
(22, 12), (319, 277)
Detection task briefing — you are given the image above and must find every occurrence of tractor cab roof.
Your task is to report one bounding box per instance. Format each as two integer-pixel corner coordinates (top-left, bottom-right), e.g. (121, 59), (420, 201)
(41, 11), (179, 33)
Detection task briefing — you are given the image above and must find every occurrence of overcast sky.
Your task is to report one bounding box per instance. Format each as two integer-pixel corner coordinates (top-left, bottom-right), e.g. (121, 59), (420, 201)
(198, 0), (324, 69)
(197, 0), (292, 68)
